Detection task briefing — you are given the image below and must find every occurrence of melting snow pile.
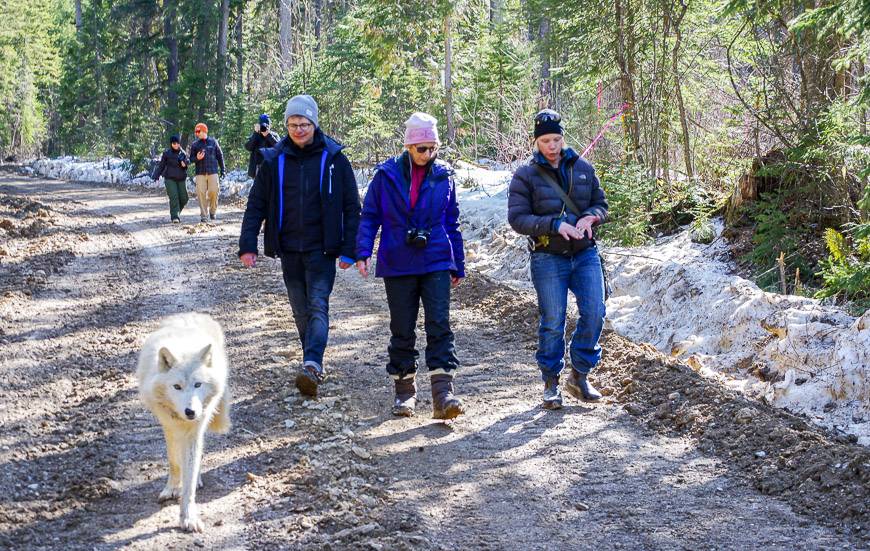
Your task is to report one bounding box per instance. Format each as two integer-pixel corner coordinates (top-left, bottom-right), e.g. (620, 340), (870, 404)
(29, 157), (255, 199)
(452, 161), (531, 287)
(606, 222), (870, 445)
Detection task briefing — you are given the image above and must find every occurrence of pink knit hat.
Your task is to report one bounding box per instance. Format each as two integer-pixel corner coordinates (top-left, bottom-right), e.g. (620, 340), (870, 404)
(403, 112), (439, 145)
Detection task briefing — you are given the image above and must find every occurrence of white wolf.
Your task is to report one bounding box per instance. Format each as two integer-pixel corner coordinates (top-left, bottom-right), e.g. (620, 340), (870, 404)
(136, 313), (231, 532)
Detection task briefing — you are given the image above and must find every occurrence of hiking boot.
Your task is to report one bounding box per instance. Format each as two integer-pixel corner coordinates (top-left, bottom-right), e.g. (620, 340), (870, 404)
(209, 213), (216, 221)
(391, 376), (417, 417)
(431, 373), (463, 420)
(542, 377), (563, 410)
(171, 218), (181, 224)
(295, 361), (324, 397)
(564, 369), (602, 402)
(200, 216), (207, 223)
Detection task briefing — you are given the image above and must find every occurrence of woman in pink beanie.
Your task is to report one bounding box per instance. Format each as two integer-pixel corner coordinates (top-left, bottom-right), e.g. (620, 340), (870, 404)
(355, 112), (466, 420)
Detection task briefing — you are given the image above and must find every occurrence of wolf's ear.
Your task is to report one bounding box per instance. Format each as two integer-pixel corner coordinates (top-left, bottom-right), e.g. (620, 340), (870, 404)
(198, 344), (213, 367)
(158, 347), (177, 371)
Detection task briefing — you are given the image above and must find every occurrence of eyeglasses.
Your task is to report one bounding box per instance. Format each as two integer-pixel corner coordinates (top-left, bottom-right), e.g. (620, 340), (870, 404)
(534, 109), (562, 124)
(287, 123), (313, 132)
(414, 145), (438, 154)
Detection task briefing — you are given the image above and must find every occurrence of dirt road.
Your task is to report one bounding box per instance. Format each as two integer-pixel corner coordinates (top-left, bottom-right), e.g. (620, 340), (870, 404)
(1, 171), (867, 550)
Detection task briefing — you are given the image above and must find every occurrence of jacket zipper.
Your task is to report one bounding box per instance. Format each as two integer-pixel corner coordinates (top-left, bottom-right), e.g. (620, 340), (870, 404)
(299, 159), (305, 252)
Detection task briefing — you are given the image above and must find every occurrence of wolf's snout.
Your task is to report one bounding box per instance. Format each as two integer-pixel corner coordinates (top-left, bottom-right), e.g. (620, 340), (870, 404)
(184, 408), (196, 419)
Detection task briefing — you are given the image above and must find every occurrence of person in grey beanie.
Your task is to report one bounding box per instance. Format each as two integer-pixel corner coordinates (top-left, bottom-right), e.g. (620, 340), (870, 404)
(239, 94), (361, 398)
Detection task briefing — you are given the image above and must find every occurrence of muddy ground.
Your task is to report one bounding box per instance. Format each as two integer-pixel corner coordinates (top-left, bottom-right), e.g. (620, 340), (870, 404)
(0, 169), (868, 550)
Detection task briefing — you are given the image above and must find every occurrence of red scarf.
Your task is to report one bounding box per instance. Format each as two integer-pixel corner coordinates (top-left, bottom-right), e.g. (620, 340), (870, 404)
(410, 162), (426, 209)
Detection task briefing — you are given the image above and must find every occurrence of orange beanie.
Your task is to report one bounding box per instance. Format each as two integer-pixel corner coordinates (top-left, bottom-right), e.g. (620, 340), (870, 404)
(194, 122), (208, 134)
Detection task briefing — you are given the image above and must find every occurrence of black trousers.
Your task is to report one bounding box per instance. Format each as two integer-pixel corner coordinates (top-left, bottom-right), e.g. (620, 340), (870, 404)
(383, 270), (459, 378)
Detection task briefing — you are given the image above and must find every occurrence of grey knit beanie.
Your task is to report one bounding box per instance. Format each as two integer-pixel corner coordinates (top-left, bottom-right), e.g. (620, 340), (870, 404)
(284, 95), (319, 127)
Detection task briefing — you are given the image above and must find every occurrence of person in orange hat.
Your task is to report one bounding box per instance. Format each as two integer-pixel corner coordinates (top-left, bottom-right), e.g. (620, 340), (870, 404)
(188, 123), (225, 223)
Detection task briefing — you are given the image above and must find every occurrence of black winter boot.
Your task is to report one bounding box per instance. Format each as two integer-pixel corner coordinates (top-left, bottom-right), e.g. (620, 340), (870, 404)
(431, 373), (463, 420)
(564, 369), (602, 402)
(542, 377), (563, 410)
(392, 376), (417, 417)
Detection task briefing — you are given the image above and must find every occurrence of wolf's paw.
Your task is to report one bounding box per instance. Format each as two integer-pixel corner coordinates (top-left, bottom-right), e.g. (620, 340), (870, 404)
(158, 485), (180, 503)
(179, 511), (204, 533)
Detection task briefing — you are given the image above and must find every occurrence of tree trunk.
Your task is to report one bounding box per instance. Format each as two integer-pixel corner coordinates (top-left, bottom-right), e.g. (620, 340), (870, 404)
(163, 0), (178, 126)
(490, 0), (503, 25)
(216, 0), (229, 115)
(279, 0), (294, 70)
(93, 0), (105, 121)
(860, 60), (868, 197)
(75, 0), (83, 32)
(538, 16), (552, 108)
(444, 15), (455, 144)
(614, 0), (642, 163)
(235, 3), (243, 96)
(672, 0), (692, 180)
(314, 0), (323, 50)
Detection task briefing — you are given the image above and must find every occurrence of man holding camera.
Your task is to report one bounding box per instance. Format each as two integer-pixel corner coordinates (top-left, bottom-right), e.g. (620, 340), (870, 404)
(188, 122), (225, 222)
(355, 112), (466, 420)
(238, 95), (360, 398)
(244, 114), (280, 178)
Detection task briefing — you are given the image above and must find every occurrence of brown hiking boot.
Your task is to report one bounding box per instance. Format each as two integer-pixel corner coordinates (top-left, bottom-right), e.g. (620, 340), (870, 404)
(564, 369), (602, 402)
(392, 376), (417, 417)
(295, 361), (324, 397)
(431, 373), (463, 420)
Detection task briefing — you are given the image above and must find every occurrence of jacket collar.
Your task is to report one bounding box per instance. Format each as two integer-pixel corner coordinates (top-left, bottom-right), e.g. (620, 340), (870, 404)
(379, 152), (452, 186)
(532, 147), (579, 169)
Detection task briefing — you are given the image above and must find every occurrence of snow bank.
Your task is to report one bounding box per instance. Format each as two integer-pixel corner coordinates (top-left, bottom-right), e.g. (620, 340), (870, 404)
(452, 161), (531, 287)
(29, 157), (255, 200)
(606, 222), (870, 445)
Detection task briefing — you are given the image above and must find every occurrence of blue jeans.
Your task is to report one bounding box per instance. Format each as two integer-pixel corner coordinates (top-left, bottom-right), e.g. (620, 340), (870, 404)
(529, 247), (606, 381)
(383, 270), (459, 378)
(280, 251), (337, 366)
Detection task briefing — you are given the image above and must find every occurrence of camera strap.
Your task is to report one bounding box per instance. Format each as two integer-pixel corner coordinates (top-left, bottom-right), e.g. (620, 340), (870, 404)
(534, 164), (579, 217)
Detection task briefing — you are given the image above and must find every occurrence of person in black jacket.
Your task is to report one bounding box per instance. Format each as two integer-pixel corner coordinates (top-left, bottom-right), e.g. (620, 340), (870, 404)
(238, 95), (361, 398)
(153, 134), (190, 223)
(244, 114), (280, 178)
(508, 109), (609, 410)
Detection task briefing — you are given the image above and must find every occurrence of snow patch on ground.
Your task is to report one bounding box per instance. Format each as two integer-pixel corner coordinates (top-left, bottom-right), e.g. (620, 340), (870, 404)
(28, 156), (255, 199)
(606, 222), (870, 445)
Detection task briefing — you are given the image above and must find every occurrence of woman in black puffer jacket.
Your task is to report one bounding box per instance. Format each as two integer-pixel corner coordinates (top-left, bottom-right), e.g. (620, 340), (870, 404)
(508, 109), (609, 410)
(153, 134), (190, 223)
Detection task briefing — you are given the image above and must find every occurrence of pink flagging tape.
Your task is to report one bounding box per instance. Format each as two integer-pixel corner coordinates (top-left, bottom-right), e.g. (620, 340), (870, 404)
(582, 103), (629, 158)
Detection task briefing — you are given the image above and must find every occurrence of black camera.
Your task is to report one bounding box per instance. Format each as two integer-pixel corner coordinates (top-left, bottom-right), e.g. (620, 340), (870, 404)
(405, 228), (430, 249)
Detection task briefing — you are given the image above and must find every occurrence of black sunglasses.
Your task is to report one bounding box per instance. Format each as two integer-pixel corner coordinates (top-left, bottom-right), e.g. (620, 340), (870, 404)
(535, 109), (562, 124)
(415, 145), (437, 154)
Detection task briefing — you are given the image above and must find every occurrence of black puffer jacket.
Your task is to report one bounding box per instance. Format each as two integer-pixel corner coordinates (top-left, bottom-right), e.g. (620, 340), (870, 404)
(153, 147), (189, 182)
(244, 130), (280, 177)
(508, 148), (608, 254)
(238, 131), (361, 260)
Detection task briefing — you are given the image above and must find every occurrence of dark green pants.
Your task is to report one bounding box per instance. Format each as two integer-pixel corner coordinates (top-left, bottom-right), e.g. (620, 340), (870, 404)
(164, 178), (189, 220)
